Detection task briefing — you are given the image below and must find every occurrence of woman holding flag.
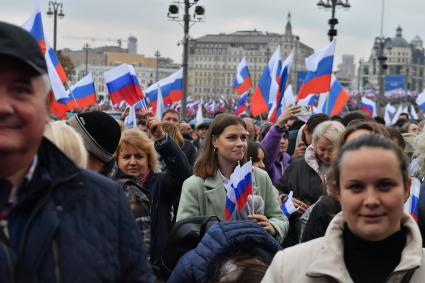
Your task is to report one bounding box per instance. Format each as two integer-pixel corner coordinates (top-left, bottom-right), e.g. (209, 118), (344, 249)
(177, 113), (288, 243)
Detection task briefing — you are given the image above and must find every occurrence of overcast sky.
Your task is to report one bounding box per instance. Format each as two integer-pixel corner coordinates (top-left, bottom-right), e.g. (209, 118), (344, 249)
(3, 0), (425, 66)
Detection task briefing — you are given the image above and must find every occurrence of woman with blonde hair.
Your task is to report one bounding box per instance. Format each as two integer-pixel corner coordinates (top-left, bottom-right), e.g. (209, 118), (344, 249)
(44, 120), (88, 168)
(115, 116), (191, 279)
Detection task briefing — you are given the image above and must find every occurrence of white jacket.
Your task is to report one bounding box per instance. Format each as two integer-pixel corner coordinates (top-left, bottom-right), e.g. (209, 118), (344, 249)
(262, 212), (425, 283)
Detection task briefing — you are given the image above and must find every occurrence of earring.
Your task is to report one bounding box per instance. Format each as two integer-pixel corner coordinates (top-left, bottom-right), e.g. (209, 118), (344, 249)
(213, 147), (217, 153)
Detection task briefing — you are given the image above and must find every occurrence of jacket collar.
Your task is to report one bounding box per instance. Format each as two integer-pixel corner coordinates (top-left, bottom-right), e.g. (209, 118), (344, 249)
(306, 212), (423, 281)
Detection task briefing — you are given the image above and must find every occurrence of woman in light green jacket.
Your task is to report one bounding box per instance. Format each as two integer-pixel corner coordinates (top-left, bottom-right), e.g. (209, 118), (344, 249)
(176, 114), (289, 243)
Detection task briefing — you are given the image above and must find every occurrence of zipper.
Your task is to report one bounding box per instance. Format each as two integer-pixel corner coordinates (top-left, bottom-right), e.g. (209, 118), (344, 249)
(52, 238), (61, 283)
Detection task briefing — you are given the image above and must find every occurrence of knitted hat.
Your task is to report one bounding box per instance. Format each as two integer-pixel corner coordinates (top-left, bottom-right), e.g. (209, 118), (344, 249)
(68, 111), (121, 163)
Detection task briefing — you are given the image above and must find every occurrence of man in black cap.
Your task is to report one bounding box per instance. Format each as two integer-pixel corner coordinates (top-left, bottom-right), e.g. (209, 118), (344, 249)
(0, 21), (154, 282)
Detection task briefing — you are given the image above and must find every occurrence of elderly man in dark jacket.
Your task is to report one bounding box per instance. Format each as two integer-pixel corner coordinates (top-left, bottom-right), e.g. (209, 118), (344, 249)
(0, 22), (154, 282)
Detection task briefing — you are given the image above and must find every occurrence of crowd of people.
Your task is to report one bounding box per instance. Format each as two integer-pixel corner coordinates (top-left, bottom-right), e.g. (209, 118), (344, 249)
(1, 22), (425, 282)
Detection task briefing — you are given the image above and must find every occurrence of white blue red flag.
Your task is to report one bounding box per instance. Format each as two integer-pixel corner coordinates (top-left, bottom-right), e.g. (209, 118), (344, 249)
(280, 191), (298, 217)
(234, 93), (248, 115)
(415, 90), (425, 111)
(155, 85), (166, 120)
(251, 47), (282, 117)
(233, 57), (252, 95)
(105, 63), (145, 106)
(321, 75), (350, 116)
(66, 73), (97, 110)
(145, 68), (183, 109)
(404, 177), (421, 222)
(224, 161), (253, 220)
(297, 39), (336, 101)
(361, 97), (376, 117)
(384, 103), (396, 126)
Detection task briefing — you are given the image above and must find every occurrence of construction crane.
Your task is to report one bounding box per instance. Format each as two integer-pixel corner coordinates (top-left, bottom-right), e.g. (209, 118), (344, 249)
(64, 36), (128, 48)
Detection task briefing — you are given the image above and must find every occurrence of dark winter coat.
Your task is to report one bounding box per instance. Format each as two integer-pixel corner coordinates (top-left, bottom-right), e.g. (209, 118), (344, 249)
(1, 139), (155, 283)
(168, 221), (282, 283)
(181, 139), (197, 167)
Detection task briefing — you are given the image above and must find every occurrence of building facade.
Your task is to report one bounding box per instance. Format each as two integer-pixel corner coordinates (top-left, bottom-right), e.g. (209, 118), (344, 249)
(188, 13), (314, 99)
(336, 54), (356, 88)
(359, 26), (425, 92)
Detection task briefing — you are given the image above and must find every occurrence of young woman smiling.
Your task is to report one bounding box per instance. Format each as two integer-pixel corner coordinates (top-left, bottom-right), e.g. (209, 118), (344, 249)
(177, 113), (288, 243)
(263, 134), (425, 283)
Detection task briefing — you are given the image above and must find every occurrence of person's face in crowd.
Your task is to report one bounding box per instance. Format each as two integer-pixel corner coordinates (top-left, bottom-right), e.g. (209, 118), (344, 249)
(399, 114), (409, 121)
(180, 123), (192, 136)
(407, 123), (420, 135)
(162, 112), (180, 127)
(197, 126), (209, 139)
(314, 137), (333, 166)
(117, 145), (149, 177)
(0, 62), (49, 176)
(253, 147), (266, 170)
(279, 132), (289, 153)
(345, 129), (371, 143)
(303, 127), (313, 146)
(212, 124), (248, 164)
(338, 147), (410, 241)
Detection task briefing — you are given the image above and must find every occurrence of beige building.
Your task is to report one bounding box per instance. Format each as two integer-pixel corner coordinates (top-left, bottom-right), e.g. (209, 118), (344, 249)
(188, 13), (314, 99)
(359, 26), (425, 92)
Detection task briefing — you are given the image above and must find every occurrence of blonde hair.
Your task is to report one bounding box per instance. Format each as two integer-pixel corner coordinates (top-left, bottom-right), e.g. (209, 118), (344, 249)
(312, 120), (345, 147)
(115, 129), (159, 172)
(162, 121), (184, 147)
(44, 121), (88, 168)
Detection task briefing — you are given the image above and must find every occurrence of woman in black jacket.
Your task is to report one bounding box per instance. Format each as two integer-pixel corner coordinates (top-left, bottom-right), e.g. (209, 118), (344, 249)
(115, 117), (192, 278)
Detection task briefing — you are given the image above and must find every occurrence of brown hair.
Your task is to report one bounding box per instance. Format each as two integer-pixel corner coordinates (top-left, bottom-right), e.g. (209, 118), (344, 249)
(115, 129), (159, 172)
(329, 134), (409, 198)
(194, 113), (247, 178)
(162, 121), (184, 147)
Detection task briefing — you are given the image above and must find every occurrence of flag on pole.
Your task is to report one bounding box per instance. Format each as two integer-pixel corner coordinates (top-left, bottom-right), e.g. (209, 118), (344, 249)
(391, 105), (404, 125)
(297, 39), (336, 101)
(66, 73), (97, 110)
(404, 177), (421, 222)
(251, 47), (282, 117)
(155, 85), (165, 120)
(361, 97), (377, 117)
(268, 51), (295, 122)
(105, 63), (144, 106)
(415, 90), (425, 111)
(410, 105), (419, 120)
(280, 191), (298, 217)
(384, 103), (396, 126)
(145, 68), (183, 109)
(235, 93), (248, 115)
(322, 76), (350, 116)
(233, 57), (252, 95)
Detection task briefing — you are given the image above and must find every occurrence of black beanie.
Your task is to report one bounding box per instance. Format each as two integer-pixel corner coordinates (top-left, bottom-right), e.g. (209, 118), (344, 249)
(68, 111), (121, 163)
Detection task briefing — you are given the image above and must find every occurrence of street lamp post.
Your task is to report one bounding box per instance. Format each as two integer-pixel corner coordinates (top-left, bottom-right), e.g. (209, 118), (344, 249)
(168, 0), (205, 121)
(84, 43), (90, 76)
(155, 50), (161, 82)
(374, 36), (391, 116)
(317, 0), (350, 41)
(46, 1), (65, 51)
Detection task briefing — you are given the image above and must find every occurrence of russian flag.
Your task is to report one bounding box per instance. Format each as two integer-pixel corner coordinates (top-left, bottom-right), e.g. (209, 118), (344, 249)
(384, 103), (396, 126)
(47, 48), (67, 83)
(234, 93), (248, 115)
(298, 93), (319, 107)
(415, 90), (425, 111)
(233, 161), (253, 209)
(297, 39), (336, 101)
(105, 63), (144, 106)
(268, 51), (295, 123)
(155, 85), (166, 120)
(323, 76), (350, 116)
(361, 97), (377, 117)
(251, 47), (282, 117)
(22, 0), (46, 54)
(280, 191), (298, 217)
(66, 73), (97, 110)
(404, 178), (421, 222)
(145, 68), (183, 109)
(233, 57), (252, 95)
(224, 161), (253, 219)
